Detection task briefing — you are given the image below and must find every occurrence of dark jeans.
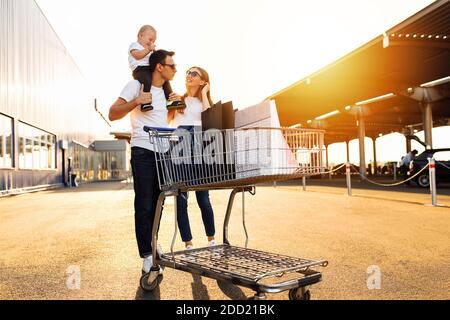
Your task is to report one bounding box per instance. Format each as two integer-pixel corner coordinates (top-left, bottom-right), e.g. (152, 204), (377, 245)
(177, 191), (215, 242)
(175, 126), (215, 242)
(131, 147), (162, 258)
(400, 164), (410, 185)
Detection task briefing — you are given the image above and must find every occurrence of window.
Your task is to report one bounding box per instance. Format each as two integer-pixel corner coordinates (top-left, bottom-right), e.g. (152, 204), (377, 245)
(0, 114), (14, 168)
(434, 151), (450, 162)
(18, 122), (56, 170)
(33, 140), (40, 168)
(19, 135), (24, 168)
(72, 142), (96, 182)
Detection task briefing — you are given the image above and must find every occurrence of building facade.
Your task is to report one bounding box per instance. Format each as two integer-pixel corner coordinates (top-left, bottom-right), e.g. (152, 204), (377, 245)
(73, 140), (131, 183)
(0, 0), (127, 195)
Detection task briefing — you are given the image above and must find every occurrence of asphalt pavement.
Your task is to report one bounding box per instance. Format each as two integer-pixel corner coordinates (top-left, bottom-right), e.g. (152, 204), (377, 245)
(1, 181), (449, 300)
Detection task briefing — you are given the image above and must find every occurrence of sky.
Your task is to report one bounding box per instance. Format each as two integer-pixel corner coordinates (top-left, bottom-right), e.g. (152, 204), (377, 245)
(35, 0), (449, 164)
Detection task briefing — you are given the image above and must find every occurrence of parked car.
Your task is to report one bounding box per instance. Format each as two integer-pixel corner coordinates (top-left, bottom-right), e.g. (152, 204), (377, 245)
(381, 161), (401, 176)
(329, 163), (359, 175)
(408, 148), (450, 188)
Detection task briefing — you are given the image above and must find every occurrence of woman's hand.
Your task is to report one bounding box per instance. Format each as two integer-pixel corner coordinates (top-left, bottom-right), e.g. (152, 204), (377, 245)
(201, 83), (211, 111)
(201, 83), (210, 95)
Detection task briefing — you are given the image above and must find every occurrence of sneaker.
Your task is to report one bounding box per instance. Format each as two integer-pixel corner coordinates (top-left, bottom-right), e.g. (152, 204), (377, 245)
(208, 240), (217, 247)
(186, 245), (194, 250)
(141, 104), (154, 112)
(142, 254), (164, 275)
(157, 244), (164, 258)
(142, 255), (153, 274)
(166, 100), (186, 111)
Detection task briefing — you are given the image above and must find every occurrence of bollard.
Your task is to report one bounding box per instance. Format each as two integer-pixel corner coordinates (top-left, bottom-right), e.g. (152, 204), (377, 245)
(429, 158), (437, 206)
(4, 172), (8, 191)
(346, 163), (352, 196)
(302, 176), (306, 191)
(393, 162), (397, 181)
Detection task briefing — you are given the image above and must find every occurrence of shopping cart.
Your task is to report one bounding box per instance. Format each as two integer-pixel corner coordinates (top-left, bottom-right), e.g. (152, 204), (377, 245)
(140, 126), (328, 300)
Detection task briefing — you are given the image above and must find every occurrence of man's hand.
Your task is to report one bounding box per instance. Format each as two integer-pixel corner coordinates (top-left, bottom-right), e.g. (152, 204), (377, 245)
(170, 93), (185, 114)
(136, 84), (152, 106)
(168, 92), (182, 102)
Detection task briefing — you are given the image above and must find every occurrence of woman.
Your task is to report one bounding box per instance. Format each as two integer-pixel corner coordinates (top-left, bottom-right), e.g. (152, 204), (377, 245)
(169, 66), (216, 250)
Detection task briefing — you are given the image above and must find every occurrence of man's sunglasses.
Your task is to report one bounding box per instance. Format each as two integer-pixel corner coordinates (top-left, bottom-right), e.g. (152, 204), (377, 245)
(186, 70), (202, 78)
(161, 63), (177, 70)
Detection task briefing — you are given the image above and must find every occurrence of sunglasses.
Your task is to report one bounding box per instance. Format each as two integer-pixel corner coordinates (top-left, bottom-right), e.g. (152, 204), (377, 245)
(161, 63), (177, 70)
(186, 70), (202, 78)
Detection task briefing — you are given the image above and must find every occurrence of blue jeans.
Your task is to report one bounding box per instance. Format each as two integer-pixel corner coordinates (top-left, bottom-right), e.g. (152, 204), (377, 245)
(175, 126), (215, 242)
(131, 147), (162, 258)
(177, 191), (215, 242)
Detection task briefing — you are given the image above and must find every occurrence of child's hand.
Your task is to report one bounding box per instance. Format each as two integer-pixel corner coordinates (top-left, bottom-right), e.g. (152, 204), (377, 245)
(143, 43), (155, 53)
(136, 84), (152, 106)
(145, 41), (156, 52)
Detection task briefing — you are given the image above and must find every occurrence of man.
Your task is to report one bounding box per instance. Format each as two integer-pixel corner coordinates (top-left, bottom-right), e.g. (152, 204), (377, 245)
(109, 50), (180, 274)
(400, 149), (418, 184)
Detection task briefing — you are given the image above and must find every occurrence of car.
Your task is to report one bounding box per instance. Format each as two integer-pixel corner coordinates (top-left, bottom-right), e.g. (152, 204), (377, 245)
(329, 163), (359, 175)
(408, 148), (450, 188)
(381, 161), (401, 176)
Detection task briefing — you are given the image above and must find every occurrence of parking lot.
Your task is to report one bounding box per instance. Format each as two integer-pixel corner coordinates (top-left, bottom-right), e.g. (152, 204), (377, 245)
(1, 182), (449, 300)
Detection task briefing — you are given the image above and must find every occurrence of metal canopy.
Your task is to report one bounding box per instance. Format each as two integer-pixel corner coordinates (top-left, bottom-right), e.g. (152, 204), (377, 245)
(319, 88), (450, 144)
(269, 0), (450, 145)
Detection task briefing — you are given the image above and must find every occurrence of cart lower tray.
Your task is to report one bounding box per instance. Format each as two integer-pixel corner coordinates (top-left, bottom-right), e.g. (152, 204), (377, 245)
(160, 245), (327, 291)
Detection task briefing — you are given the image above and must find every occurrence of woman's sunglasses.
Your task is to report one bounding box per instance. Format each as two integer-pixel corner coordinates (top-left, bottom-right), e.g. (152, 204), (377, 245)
(186, 70), (202, 78)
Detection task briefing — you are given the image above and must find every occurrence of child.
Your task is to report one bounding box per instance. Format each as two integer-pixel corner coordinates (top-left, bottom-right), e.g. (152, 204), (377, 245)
(129, 25), (184, 111)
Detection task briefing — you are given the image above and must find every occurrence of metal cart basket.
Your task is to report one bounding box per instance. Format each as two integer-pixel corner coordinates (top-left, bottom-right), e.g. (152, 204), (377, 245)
(141, 126), (328, 300)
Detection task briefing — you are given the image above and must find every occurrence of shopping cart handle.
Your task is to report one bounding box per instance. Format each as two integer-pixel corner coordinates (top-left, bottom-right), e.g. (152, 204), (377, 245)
(143, 126), (176, 133)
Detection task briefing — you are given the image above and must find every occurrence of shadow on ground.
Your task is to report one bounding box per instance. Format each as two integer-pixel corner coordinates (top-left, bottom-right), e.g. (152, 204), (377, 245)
(270, 177), (450, 195)
(42, 181), (133, 195)
(190, 274), (248, 300)
(135, 276), (163, 300)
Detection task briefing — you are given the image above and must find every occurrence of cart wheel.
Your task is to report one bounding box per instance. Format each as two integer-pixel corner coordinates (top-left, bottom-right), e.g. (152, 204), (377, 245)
(248, 292), (267, 300)
(140, 272), (160, 292)
(289, 288), (311, 301)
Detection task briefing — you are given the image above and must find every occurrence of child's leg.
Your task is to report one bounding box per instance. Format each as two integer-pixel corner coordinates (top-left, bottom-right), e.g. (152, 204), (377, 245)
(132, 68), (139, 80)
(134, 67), (153, 110)
(133, 67), (152, 93)
(163, 81), (173, 100)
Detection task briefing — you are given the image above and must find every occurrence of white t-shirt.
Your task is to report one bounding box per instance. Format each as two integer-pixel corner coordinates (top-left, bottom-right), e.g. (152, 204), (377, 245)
(128, 42), (151, 71)
(119, 80), (169, 152)
(172, 97), (203, 127)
